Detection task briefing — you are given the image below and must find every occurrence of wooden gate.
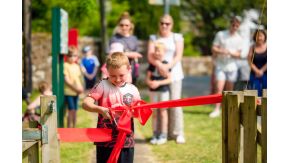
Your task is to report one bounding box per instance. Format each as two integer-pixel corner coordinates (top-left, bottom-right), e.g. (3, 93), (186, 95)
(222, 90), (267, 163)
(22, 95), (60, 163)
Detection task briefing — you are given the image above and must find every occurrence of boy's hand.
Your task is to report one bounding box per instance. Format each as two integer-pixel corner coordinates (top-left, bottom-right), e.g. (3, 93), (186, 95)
(101, 107), (111, 120)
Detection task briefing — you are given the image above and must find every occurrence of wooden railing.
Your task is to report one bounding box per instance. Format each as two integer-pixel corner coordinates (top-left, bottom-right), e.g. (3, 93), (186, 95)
(22, 95), (60, 163)
(222, 90), (267, 163)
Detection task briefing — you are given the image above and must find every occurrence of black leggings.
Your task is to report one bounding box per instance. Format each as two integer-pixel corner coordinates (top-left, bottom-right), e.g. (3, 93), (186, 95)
(96, 146), (134, 163)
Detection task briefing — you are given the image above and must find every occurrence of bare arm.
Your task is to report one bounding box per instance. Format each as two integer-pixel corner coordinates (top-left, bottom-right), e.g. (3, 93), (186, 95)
(212, 45), (241, 58)
(260, 63), (267, 73)
(228, 50), (241, 58)
(109, 42), (142, 59)
(27, 96), (41, 113)
(168, 40), (184, 68)
(248, 46), (259, 73)
(156, 73), (172, 86)
(146, 70), (172, 89)
(82, 96), (111, 120)
(124, 51), (142, 59)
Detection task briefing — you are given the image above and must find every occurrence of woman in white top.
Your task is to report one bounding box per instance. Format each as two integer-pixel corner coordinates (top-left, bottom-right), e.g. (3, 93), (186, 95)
(147, 14), (185, 144)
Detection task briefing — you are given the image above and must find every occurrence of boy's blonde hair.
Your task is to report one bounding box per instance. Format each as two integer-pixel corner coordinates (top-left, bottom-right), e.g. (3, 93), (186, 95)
(155, 41), (165, 51)
(106, 52), (130, 69)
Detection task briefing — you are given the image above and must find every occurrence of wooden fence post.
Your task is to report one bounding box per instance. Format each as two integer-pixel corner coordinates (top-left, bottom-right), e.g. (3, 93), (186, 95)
(227, 92), (243, 163)
(222, 91), (230, 163)
(261, 90), (267, 163)
(40, 95), (60, 163)
(242, 91), (257, 163)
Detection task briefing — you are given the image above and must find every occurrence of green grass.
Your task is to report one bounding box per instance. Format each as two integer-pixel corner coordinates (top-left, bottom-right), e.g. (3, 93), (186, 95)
(136, 105), (222, 163)
(136, 105), (262, 163)
(60, 106), (97, 163)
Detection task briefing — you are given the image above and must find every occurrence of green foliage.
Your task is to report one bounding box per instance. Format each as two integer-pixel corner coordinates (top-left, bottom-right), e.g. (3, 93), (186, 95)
(31, 0), (100, 36)
(106, 0), (130, 37)
(126, 0), (181, 40)
(31, 0), (267, 56)
(181, 0), (267, 56)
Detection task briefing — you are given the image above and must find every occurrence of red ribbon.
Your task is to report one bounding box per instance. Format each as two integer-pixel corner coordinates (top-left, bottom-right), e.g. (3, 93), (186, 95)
(132, 93), (222, 110)
(107, 94), (222, 163)
(57, 94), (222, 163)
(57, 128), (112, 142)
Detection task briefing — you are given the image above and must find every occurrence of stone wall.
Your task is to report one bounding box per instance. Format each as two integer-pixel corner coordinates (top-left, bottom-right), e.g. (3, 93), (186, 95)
(30, 33), (101, 89)
(182, 56), (213, 76)
(30, 33), (213, 89)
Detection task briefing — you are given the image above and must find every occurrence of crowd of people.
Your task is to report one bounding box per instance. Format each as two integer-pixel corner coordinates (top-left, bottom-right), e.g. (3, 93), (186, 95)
(22, 11), (266, 163)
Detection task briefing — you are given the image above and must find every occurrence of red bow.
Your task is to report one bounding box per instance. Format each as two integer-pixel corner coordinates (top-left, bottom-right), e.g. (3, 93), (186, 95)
(107, 100), (152, 163)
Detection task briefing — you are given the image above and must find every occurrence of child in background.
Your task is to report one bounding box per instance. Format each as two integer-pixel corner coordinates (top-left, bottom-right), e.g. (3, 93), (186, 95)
(64, 46), (84, 128)
(80, 46), (100, 91)
(146, 42), (171, 145)
(22, 81), (53, 122)
(82, 52), (140, 163)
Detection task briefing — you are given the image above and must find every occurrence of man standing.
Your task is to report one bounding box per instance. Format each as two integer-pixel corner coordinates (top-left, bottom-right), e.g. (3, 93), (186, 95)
(210, 16), (244, 118)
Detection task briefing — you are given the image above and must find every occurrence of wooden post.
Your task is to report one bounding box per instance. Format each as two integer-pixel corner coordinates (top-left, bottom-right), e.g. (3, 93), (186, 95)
(227, 92), (242, 163)
(40, 95), (60, 163)
(222, 91), (230, 163)
(242, 94), (257, 163)
(261, 96), (267, 163)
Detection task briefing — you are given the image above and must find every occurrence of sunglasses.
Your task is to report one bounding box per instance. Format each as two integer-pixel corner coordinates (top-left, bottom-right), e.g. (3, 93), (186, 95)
(119, 24), (130, 27)
(160, 22), (171, 26)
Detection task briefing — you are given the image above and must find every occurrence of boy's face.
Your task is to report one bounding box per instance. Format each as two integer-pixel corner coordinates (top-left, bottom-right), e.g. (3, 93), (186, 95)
(67, 51), (78, 63)
(154, 47), (164, 61)
(107, 65), (131, 87)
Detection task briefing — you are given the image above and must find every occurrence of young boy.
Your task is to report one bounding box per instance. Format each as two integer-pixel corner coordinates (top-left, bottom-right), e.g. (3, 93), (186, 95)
(82, 52), (140, 163)
(64, 46), (84, 128)
(146, 42), (171, 145)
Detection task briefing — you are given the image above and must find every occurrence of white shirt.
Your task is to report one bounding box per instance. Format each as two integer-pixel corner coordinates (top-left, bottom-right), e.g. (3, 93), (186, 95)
(213, 30), (243, 72)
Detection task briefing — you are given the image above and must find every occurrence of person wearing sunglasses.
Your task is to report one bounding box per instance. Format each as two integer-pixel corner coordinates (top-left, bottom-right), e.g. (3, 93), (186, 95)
(147, 14), (185, 144)
(108, 12), (143, 85)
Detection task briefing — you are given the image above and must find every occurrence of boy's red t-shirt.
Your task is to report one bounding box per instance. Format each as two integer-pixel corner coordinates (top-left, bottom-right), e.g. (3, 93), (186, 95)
(87, 79), (140, 148)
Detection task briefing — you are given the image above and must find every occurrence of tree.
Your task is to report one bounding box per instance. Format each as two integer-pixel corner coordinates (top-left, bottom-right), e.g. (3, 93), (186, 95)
(180, 0), (267, 55)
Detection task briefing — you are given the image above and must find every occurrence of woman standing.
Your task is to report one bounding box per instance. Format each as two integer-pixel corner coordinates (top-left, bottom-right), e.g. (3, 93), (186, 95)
(109, 12), (142, 84)
(248, 29), (267, 96)
(147, 14), (185, 144)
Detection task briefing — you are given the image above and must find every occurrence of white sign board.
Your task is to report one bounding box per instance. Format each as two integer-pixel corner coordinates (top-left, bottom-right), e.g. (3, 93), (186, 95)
(60, 9), (68, 54)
